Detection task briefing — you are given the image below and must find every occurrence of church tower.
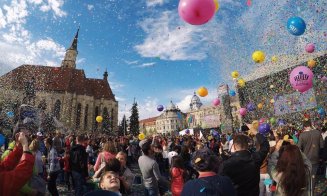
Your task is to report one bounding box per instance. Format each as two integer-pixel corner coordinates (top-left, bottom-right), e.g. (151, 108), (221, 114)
(61, 28), (79, 69)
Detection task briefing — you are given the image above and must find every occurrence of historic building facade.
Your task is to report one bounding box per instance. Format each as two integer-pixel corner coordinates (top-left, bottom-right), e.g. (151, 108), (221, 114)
(139, 117), (157, 135)
(0, 29), (118, 132)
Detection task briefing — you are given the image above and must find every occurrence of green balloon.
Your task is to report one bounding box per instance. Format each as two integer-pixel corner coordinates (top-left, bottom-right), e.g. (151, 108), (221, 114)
(270, 117), (276, 124)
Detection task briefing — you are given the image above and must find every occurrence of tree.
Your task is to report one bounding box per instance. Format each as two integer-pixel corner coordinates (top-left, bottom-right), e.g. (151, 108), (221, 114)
(129, 101), (139, 136)
(118, 115), (127, 136)
(102, 107), (110, 133)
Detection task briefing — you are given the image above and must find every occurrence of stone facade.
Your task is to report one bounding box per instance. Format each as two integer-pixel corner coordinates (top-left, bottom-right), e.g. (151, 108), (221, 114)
(139, 117), (157, 135)
(0, 29), (118, 132)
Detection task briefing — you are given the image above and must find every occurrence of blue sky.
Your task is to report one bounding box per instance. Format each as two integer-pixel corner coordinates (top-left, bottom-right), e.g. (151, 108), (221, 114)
(0, 0), (326, 120)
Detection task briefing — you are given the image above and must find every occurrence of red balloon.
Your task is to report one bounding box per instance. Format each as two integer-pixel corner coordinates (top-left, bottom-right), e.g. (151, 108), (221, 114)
(178, 0), (216, 25)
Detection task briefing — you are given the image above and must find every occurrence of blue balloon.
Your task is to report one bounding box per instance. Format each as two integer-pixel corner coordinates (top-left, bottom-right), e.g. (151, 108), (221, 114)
(317, 107), (325, 115)
(259, 123), (271, 135)
(0, 134), (5, 147)
(157, 105), (164, 112)
(6, 111), (14, 118)
(287, 16), (306, 36)
(247, 103), (255, 112)
(229, 90), (236, 96)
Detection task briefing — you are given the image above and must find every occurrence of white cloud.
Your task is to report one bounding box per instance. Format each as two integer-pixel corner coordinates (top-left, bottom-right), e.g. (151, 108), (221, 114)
(135, 11), (220, 61)
(146, 0), (166, 7)
(39, 0), (66, 17)
(134, 62), (156, 68)
(87, 4), (94, 11)
(77, 57), (86, 64)
(124, 60), (138, 65)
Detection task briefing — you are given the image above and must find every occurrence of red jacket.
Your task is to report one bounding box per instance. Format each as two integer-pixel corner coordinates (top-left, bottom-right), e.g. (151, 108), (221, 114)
(171, 167), (184, 196)
(0, 146), (35, 196)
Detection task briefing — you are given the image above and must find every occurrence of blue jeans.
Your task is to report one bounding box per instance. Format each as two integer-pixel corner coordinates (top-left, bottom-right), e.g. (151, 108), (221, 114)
(72, 171), (86, 196)
(145, 187), (159, 196)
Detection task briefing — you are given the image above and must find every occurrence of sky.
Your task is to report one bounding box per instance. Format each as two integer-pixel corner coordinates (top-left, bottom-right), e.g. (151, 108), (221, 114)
(0, 0), (326, 121)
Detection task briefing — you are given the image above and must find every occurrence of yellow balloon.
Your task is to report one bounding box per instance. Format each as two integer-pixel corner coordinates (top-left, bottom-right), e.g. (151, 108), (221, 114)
(252, 50), (265, 63)
(238, 78), (246, 87)
(231, 71), (239, 79)
(208, 135), (213, 140)
(257, 103), (263, 109)
(307, 59), (316, 68)
(213, 0), (219, 12)
(138, 133), (145, 141)
(197, 87), (208, 97)
(271, 56), (278, 63)
(96, 116), (103, 123)
(252, 120), (259, 130)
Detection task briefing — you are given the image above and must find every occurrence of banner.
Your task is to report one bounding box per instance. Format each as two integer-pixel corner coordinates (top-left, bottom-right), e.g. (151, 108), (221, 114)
(274, 88), (317, 116)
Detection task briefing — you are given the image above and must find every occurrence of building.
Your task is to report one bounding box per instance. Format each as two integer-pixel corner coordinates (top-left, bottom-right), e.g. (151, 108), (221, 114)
(0, 29), (118, 132)
(238, 52), (326, 125)
(155, 101), (185, 134)
(139, 117), (157, 135)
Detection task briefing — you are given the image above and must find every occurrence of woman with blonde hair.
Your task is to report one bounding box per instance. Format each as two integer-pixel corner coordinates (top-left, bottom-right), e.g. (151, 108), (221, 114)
(94, 141), (117, 172)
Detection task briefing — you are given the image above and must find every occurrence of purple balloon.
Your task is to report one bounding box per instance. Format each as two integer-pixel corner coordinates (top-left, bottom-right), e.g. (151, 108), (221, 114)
(289, 66), (314, 93)
(277, 119), (286, 126)
(157, 105), (164, 112)
(259, 123), (271, 135)
(246, 103), (255, 112)
(185, 129), (190, 134)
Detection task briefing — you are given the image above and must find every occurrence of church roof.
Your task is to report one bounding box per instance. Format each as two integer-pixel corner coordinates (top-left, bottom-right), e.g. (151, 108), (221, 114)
(0, 64), (116, 101)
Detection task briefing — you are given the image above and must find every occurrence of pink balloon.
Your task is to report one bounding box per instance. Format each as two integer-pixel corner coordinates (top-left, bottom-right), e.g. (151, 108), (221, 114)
(212, 98), (221, 106)
(305, 43), (315, 53)
(289, 66), (314, 93)
(259, 118), (266, 124)
(178, 0), (216, 25)
(239, 108), (247, 116)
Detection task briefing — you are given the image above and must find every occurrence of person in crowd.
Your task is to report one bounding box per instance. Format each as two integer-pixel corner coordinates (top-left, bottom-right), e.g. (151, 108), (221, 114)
(70, 135), (89, 196)
(37, 131), (47, 156)
(170, 155), (186, 196)
(45, 137), (61, 196)
(270, 141), (312, 195)
(298, 119), (324, 180)
(53, 130), (64, 154)
(138, 139), (170, 196)
(116, 151), (135, 193)
(86, 139), (96, 165)
(168, 145), (180, 166)
(94, 141), (117, 172)
(63, 150), (73, 191)
(220, 133), (269, 196)
(0, 132), (35, 196)
(99, 171), (122, 195)
(181, 147), (235, 196)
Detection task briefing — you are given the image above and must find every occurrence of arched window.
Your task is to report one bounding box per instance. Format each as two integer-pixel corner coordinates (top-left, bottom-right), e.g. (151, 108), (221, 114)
(84, 104), (89, 130)
(53, 100), (61, 119)
(75, 103), (82, 129)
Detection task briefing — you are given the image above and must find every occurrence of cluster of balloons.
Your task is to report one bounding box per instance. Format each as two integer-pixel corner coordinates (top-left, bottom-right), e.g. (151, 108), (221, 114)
(231, 71), (246, 88)
(197, 86), (208, 97)
(289, 66), (314, 93)
(96, 116), (103, 123)
(178, 0), (219, 25)
(157, 105), (164, 112)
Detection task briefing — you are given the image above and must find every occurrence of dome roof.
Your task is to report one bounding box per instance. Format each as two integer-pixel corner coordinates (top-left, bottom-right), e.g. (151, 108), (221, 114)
(166, 100), (176, 110)
(191, 92), (201, 103)
(190, 92), (202, 110)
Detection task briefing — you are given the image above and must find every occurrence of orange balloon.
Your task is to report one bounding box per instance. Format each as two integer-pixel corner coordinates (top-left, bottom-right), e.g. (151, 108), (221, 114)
(307, 59), (316, 68)
(257, 103), (263, 109)
(197, 87), (208, 97)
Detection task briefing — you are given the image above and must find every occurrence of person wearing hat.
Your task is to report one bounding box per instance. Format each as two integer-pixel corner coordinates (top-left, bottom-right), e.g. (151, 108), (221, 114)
(138, 139), (169, 196)
(181, 148), (235, 196)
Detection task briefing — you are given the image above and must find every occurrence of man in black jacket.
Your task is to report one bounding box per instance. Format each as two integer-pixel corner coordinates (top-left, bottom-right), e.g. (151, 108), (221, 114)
(70, 135), (89, 196)
(220, 133), (269, 196)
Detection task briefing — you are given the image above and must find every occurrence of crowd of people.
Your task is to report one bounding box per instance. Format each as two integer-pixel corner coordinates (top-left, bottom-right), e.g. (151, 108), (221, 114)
(0, 113), (326, 196)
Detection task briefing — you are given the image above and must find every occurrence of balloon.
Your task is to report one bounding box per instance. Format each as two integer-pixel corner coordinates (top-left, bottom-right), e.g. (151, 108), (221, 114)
(252, 51), (265, 63)
(287, 16), (306, 36)
(213, 0), (219, 12)
(317, 107), (325, 116)
(305, 43), (315, 53)
(231, 71), (239, 79)
(212, 98), (221, 106)
(239, 108), (247, 116)
(6, 111), (14, 118)
(238, 78), (246, 88)
(259, 118), (266, 124)
(0, 134), (4, 147)
(270, 117), (276, 125)
(252, 120), (259, 130)
(178, 0), (216, 25)
(277, 119), (286, 126)
(257, 103), (263, 109)
(307, 59), (316, 69)
(197, 87), (208, 97)
(229, 90), (236, 96)
(258, 123), (271, 135)
(271, 56), (278, 63)
(185, 129), (190, 134)
(247, 103), (255, 112)
(157, 105), (164, 112)
(138, 133), (145, 140)
(212, 131), (219, 137)
(96, 116), (103, 123)
(289, 66), (314, 93)
(208, 135), (213, 140)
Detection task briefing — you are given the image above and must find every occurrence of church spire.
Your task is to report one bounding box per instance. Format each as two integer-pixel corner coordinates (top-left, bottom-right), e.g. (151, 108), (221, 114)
(61, 28), (79, 69)
(103, 68), (108, 80)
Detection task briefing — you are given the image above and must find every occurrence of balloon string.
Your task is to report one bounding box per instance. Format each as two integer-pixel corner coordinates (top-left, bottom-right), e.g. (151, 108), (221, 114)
(247, 0), (251, 6)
